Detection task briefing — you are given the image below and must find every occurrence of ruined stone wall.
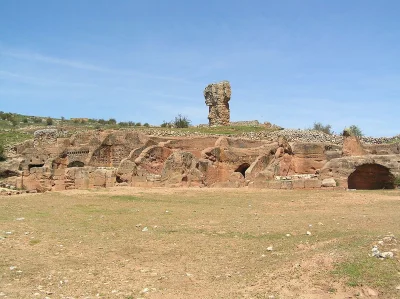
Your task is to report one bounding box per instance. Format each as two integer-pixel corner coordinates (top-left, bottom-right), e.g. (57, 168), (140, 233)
(230, 120), (260, 127)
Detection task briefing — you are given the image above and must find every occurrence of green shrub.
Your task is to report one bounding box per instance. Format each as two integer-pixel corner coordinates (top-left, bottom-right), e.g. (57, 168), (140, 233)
(161, 121), (171, 128)
(46, 117), (53, 126)
(173, 114), (191, 128)
(135, 122), (141, 127)
(108, 118), (117, 125)
(33, 117), (42, 123)
(143, 123), (150, 127)
(10, 118), (18, 127)
(311, 122), (332, 134)
(22, 118), (28, 123)
(394, 176), (400, 187)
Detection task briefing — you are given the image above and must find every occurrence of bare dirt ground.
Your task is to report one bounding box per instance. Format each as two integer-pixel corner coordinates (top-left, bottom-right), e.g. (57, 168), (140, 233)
(0, 187), (399, 299)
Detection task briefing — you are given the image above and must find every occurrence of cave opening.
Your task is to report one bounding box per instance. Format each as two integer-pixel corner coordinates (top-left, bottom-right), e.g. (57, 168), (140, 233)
(348, 164), (395, 190)
(67, 161), (85, 168)
(28, 164), (44, 171)
(235, 163), (250, 178)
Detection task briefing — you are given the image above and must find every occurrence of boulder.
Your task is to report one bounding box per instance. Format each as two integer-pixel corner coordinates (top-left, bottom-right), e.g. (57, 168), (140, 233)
(322, 178), (337, 187)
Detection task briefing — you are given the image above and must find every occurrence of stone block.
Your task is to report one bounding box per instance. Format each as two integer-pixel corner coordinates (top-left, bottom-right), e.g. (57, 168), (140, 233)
(248, 180), (269, 189)
(281, 181), (293, 190)
(292, 180), (305, 189)
(53, 169), (65, 176)
(304, 179), (322, 188)
(269, 180), (282, 189)
(322, 178), (337, 187)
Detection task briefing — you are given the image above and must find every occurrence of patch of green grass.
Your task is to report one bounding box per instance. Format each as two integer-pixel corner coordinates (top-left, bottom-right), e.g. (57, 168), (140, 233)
(333, 256), (400, 289)
(0, 130), (32, 146)
(174, 125), (278, 135)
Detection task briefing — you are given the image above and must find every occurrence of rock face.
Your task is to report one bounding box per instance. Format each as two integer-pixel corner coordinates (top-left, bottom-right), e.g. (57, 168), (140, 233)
(1, 128), (400, 192)
(204, 81), (231, 126)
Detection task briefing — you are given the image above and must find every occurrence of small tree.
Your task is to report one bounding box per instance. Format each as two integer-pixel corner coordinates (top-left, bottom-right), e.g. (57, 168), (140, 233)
(135, 122), (142, 127)
(173, 114), (191, 128)
(46, 117), (53, 126)
(108, 118), (117, 125)
(143, 123), (150, 127)
(311, 122), (332, 135)
(23, 118), (28, 123)
(347, 125), (363, 137)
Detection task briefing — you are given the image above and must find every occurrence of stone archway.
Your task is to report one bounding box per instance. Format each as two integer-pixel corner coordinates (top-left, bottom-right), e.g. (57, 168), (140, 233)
(348, 164), (395, 190)
(235, 163), (250, 178)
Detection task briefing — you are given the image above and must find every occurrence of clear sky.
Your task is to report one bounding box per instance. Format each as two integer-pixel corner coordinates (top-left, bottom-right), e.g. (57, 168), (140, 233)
(1, 0), (399, 137)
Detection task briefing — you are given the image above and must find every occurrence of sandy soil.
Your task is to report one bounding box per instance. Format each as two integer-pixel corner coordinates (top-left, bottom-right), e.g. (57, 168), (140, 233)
(0, 187), (399, 299)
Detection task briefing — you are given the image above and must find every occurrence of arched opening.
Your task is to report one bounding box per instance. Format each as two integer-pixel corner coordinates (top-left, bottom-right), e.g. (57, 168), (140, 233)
(235, 163), (250, 178)
(348, 164), (395, 190)
(67, 161), (85, 168)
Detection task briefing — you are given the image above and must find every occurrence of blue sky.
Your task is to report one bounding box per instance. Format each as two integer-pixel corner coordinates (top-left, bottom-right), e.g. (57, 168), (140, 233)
(0, 0), (399, 136)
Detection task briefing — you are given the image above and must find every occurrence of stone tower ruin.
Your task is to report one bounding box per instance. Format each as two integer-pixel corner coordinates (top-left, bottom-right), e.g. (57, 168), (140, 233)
(204, 81), (231, 126)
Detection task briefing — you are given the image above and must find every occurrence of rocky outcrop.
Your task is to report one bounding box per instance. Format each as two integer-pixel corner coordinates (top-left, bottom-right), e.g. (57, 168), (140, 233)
(204, 81), (231, 126)
(1, 128), (399, 192)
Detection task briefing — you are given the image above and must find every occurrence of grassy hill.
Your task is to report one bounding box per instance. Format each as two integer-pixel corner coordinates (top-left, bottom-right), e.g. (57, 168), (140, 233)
(0, 111), (277, 148)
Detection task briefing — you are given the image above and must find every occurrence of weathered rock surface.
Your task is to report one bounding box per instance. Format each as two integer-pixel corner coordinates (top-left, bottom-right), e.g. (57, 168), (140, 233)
(204, 81), (231, 126)
(0, 128), (399, 192)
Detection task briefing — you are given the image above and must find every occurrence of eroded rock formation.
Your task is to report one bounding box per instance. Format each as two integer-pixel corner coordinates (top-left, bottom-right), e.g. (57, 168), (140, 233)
(204, 81), (231, 126)
(0, 128), (399, 193)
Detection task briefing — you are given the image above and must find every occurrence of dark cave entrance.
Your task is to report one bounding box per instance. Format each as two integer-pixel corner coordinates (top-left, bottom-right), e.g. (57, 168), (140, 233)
(235, 163), (250, 178)
(67, 161), (85, 168)
(28, 164), (44, 171)
(348, 164), (395, 190)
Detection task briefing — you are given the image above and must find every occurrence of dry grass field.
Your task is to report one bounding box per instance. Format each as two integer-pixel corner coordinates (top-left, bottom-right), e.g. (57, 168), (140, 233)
(0, 187), (399, 299)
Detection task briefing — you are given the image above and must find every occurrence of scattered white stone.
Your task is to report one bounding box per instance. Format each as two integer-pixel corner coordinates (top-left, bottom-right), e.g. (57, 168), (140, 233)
(5, 232), (12, 235)
(308, 224), (312, 227)
(381, 251), (394, 259)
(135, 223), (142, 228)
(9, 266), (16, 270)
(111, 289), (118, 294)
(165, 210), (169, 213)
(371, 246), (380, 257)
(16, 217), (25, 221)
(0, 292), (5, 297)
(306, 231), (312, 236)
(186, 273), (193, 277)
(285, 234), (291, 237)
(261, 254), (266, 257)
(268, 296), (275, 299)
(364, 287), (379, 296)
(266, 246), (273, 251)
(396, 285), (400, 290)
(142, 227), (149, 232)
(140, 288), (149, 294)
